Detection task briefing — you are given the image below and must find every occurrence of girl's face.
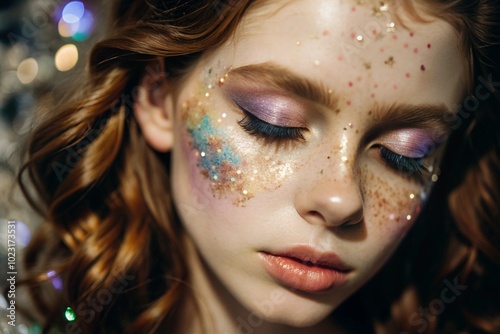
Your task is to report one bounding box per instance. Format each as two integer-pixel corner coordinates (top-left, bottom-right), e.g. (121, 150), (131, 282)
(168, 0), (465, 327)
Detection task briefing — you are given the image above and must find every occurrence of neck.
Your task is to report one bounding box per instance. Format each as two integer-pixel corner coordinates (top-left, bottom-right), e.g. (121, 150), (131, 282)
(176, 235), (348, 334)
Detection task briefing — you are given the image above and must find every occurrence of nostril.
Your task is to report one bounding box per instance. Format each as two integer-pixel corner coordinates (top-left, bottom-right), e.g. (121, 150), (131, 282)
(308, 210), (324, 220)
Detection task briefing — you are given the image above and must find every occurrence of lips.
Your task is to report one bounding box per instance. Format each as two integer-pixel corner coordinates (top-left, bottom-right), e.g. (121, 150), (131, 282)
(259, 246), (351, 293)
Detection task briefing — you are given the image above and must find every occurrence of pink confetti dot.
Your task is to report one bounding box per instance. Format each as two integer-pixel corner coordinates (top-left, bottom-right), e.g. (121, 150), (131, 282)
(346, 100), (352, 106)
(413, 48), (419, 53)
(348, 81), (353, 87)
(410, 32), (414, 37)
(405, 72), (411, 78)
(427, 43), (431, 49)
(404, 43), (409, 48)
(374, 83), (379, 88)
(370, 93), (375, 98)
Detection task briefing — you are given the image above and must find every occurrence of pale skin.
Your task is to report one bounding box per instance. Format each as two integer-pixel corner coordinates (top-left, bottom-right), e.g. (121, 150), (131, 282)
(133, 0), (466, 333)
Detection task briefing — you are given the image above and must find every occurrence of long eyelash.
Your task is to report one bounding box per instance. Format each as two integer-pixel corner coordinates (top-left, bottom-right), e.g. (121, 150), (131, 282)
(379, 146), (429, 175)
(237, 111), (307, 141)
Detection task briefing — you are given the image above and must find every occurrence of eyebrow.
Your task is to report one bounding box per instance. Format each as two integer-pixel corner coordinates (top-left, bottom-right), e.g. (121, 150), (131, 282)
(226, 62), (456, 133)
(226, 62), (338, 109)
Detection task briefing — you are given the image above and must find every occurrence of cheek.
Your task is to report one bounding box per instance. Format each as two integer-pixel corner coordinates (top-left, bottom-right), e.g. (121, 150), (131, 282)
(179, 78), (295, 206)
(360, 165), (424, 238)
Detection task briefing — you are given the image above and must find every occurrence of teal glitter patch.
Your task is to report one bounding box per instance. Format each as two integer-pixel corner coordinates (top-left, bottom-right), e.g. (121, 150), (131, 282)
(187, 114), (240, 180)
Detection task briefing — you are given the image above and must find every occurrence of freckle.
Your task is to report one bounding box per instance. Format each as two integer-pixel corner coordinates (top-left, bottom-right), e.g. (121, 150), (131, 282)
(335, 108), (340, 114)
(393, 84), (398, 90)
(405, 72), (411, 78)
(392, 35), (398, 40)
(355, 129), (359, 134)
(346, 100), (352, 106)
(323, 30), (329, 36)
(343, 127), (347, 130)
(404, 43), (409, 48)
(356, 76), (362, 82)
(372, 29), (377, 35)
(374, 83), (379, 88)
(420, 64), (426, 71)
(351, 6), (356, 12)
(427, 43), (431, 49)
(337, 55), (343, 61)
(370, 93), (375, 98)
(348, 81), (353, 87)
(327, 156), (330, 159)
(413, 48), (419, 54)
(368, 110), (372, 115)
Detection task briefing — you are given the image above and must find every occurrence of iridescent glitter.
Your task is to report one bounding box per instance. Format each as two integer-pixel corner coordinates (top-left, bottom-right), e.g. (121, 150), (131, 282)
(183, 71), (295, 205)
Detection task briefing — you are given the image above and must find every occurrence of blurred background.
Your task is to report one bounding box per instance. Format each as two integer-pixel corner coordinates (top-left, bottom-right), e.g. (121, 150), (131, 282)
(0, 0), (109, 332)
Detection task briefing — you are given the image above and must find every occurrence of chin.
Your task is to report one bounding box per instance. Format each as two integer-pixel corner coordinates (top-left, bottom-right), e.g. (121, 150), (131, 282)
(246, 298), (336, 328)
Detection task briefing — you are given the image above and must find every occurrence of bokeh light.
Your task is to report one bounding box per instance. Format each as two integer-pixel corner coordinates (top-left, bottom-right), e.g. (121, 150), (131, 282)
(62, 1), (85, 24)
(14, 221), (32, 246)
(57, 0), (95, 41)
(47, 270), (64, 290)
(72, 10), (94, 41)
(17, 58), (38, 84)
(65, 307), (76, 322)
(54, 44), (78, 71)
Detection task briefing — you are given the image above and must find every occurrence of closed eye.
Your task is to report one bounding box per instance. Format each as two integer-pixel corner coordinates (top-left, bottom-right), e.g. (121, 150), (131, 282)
(378, 146), (430, 176)
(235, 103), (308, 142)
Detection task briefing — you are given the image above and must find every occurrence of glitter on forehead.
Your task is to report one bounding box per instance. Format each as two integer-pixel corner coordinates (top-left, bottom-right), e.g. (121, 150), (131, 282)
(384, 56), (395, 67)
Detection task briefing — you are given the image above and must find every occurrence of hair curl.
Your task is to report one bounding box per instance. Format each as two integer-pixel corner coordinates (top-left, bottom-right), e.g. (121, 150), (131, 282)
(18, 0), (500, 333)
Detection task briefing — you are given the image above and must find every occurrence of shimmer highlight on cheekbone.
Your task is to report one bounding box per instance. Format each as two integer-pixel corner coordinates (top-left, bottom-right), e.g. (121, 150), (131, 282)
(182, 72), (294, 205)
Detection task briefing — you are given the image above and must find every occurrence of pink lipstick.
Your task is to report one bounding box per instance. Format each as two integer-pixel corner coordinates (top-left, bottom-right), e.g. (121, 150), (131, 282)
(259, 246), (351, 293)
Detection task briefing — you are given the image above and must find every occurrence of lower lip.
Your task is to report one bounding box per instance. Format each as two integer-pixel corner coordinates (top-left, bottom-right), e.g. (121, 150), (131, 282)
(259, 253), (349, 293)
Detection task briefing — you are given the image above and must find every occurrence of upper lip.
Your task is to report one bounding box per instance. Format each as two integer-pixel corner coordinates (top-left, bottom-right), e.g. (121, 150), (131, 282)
(261, 246), (352, 272)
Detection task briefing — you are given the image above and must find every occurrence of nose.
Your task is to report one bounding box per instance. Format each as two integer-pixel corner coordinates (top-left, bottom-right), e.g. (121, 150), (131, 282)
(294, 172), (364, 228)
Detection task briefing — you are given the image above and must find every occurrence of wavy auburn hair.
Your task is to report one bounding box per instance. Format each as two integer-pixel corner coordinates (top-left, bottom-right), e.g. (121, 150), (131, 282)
(18, 0), (500, 333)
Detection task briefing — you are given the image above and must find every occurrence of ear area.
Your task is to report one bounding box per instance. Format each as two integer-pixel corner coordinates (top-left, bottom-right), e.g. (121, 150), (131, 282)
(133, 60), (175, 153)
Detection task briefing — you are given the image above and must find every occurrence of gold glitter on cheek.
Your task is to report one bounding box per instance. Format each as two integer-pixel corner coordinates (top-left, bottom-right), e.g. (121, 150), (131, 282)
(182, 75), (296, 206)
(359, 164), (423, 235)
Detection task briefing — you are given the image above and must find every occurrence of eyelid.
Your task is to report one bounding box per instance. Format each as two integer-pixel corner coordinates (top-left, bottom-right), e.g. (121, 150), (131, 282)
(224, 87), (307, 128)
(377, 129), (437, 158)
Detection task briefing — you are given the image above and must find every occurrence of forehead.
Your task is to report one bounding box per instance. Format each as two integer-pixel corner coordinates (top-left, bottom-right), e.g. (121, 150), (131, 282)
(210, 0), (466, 111)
